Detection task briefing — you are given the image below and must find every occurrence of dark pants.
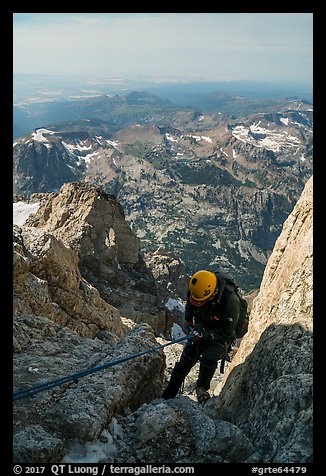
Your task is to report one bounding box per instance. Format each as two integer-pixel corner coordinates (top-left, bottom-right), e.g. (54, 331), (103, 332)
(162, 337), (226, 399)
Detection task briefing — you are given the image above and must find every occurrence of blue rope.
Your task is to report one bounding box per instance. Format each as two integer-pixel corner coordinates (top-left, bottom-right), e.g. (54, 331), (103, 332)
(13, 333), (194, 401)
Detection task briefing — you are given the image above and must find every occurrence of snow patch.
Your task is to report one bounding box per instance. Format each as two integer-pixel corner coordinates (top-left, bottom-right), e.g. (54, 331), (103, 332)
(82, 151), (100, 164)
(171, 323), (187, 345)
(187, 134), (212, 143)
(61, 429), (118, 463)
(280, 117), (289, 126)
(32, 128), (55, 142)
(28, 367), (39, 373)
(13, 202), (40, 226)
(62, 141), (92, 153)
(165, 133), (178, 143)
(165, 298), (185, 313)
(106, 139), (119, 149)
(232, 123), (301, 152)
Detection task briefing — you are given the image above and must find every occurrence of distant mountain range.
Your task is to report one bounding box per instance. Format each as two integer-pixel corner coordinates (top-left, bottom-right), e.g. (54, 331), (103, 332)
(13, 91), (187, 139)
(13, 91), (313, 292)
(13, 88), (312, 139)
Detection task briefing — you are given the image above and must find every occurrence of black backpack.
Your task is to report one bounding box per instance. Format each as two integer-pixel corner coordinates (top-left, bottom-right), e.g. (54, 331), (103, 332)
(217, 274), (250, 374)
(218, 274), (250, 339)
(234, 291), (250, 338)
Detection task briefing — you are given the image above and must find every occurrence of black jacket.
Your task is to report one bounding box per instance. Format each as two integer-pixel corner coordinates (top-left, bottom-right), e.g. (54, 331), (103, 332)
(185, 274), (240, 346)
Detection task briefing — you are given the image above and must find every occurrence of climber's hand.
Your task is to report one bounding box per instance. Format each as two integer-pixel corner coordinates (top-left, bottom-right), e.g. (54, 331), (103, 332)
(194, 324), (204, 338)
(184, 322), (194, 335)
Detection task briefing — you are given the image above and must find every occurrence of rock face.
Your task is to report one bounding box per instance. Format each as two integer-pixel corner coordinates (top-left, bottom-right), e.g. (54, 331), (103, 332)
(24, 182), (141, 268)
(217, 176), (313, 463)
(144, 246), (189, 301)
(23, 182), (173, 334)
(102, 396), (256, 464)
(144, 245), (189, 324)
(13, 224), (123, 340)
(13, 321), (165, 463)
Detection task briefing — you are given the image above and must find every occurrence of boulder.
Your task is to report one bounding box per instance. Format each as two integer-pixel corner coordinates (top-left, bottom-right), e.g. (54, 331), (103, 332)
(13, 323), (165, 462)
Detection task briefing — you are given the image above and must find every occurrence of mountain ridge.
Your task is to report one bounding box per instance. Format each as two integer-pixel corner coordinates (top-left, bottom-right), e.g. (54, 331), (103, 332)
(13, 88), (312, 139)
(13, 94), (313, 292)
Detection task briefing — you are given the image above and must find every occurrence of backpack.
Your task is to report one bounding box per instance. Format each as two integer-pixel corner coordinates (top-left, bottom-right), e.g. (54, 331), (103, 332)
(234, 291), (249, 338)
(215, 273), (250, 373)
(219, 274), (250, 339)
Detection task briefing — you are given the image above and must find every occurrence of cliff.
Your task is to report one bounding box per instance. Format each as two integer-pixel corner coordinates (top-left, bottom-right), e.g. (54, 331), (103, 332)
(217, 176), (313, 463)
(22, 182), (181, 335)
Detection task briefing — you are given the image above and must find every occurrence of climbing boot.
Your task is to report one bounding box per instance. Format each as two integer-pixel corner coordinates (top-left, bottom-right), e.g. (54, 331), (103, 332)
(196, 386), (211, 404)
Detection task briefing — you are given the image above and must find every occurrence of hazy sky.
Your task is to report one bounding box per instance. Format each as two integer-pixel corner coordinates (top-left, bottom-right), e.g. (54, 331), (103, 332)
(13, 13), (313, 85)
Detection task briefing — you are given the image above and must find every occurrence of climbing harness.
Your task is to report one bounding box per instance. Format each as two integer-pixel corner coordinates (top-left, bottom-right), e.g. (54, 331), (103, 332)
(13, 333), (195, 401)
(219, 351), (231, 374)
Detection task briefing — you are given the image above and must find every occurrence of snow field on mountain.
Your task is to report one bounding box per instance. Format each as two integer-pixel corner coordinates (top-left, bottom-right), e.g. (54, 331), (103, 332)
(13, 201), (40, 226)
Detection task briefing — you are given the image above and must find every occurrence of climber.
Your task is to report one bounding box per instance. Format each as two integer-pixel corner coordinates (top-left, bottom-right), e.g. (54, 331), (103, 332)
(162, 269), (240, 403)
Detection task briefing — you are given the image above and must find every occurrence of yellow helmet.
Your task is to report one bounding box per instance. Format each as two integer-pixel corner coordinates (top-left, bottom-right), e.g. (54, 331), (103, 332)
(189, 270), (217, 302)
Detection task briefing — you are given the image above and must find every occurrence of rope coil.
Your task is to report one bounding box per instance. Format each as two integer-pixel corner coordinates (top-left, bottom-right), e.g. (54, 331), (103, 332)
(13, 333), (194, 401)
